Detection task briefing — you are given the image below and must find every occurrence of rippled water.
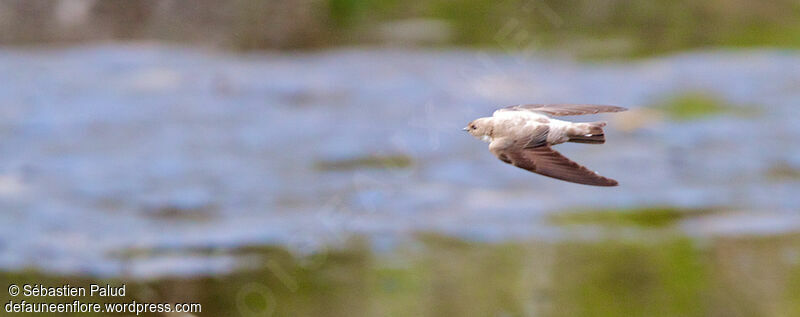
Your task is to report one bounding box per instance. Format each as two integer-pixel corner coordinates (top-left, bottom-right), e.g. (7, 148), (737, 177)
(0, 45), (798, 276)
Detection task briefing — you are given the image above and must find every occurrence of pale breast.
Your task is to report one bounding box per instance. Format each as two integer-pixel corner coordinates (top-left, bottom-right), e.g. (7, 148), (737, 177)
(491, 110), (551, 139)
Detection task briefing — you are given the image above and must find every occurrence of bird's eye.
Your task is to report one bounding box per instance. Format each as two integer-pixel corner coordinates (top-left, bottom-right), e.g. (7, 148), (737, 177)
(471, 125), (476, 129)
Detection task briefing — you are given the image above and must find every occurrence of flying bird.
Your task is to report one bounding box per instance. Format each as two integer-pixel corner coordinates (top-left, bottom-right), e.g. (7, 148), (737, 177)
(464, 104), (627, 186)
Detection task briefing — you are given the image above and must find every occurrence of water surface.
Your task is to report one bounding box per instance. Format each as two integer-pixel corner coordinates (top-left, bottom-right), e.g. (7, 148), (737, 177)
(0, 45), (798, 277)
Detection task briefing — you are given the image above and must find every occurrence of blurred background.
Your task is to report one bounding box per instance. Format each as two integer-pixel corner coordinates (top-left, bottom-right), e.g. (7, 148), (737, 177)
(0, 0), (799, 316)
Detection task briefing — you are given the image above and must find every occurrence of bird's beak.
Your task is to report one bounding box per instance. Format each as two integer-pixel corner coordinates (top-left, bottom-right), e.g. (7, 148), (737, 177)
(462, 127), (469, 132)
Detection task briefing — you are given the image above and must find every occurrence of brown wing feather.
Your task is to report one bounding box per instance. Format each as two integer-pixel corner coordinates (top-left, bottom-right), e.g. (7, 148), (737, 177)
(490, 126), (618, 186)
(502, 145), (618, 186)
(502, 104), (627, 116)
(504, 146), (618, 186)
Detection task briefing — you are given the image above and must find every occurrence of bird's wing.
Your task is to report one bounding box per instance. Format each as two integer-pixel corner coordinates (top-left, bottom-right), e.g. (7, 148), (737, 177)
(497, 104), (627, 117)
(490, 126), (618, 186)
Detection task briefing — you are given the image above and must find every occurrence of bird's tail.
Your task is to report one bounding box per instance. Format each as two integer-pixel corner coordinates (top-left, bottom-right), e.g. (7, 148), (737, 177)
(568, 121), (606, 144)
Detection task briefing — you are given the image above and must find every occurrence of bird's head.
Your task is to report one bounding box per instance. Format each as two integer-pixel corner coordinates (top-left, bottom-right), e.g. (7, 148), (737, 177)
(463, 118), (492, 142)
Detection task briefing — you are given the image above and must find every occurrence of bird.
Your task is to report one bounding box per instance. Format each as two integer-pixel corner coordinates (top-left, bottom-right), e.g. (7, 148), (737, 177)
(464, 104), (627, 186)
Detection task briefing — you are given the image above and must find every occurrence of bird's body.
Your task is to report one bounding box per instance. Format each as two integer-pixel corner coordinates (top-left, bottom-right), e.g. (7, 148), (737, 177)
(465, 104), (627, 186)
(480, 110), (576, 145)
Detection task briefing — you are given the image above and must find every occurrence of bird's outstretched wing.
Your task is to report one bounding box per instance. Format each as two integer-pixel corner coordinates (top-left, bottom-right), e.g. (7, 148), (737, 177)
(490, 126), (618, 186)
(497, 104), (627, 117)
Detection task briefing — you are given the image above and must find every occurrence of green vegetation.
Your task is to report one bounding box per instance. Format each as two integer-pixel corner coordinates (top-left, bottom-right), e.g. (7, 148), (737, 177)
(550, 238), (709, 317)
(320, 0), (800, 57)
(314, 154), (413, 171)
(4, 232), (800, 316)
(549, 206), (710, 228)
(655, 92), (731, 121)
(649, 91), (764, 121)
(3, 0), (800, 57)
(766, 162), (800, 181)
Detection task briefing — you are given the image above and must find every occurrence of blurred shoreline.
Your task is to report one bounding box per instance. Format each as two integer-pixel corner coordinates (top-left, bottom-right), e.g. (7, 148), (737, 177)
(2, 0), (800, 57)
(4, 231), (800, 316)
